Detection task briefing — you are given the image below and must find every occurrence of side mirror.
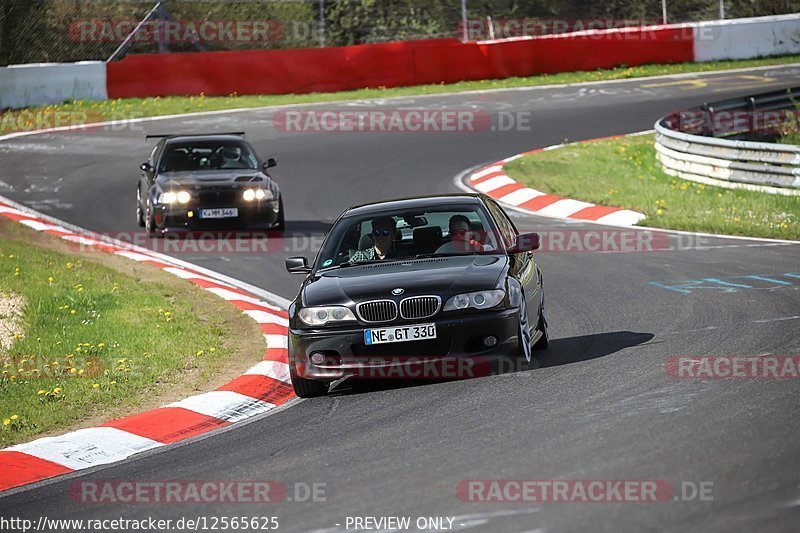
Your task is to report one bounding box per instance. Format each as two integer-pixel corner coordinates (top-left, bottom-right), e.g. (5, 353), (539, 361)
(285, 256), (311, 274)
(140, 162), (154, 173)
(508, 232), (539, 254)
(263, 158), (278, 170)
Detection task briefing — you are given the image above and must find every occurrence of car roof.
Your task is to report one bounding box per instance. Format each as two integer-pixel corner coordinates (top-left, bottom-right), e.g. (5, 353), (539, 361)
(345, 194), (487, 217)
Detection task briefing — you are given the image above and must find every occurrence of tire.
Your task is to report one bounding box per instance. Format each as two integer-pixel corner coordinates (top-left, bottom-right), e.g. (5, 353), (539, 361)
(273, 196), (285, 232)
(288, 357), (329, 398)
(136, 186), (145, 227)
(533, 290), (550, 351)
(144, 198), (159, 238)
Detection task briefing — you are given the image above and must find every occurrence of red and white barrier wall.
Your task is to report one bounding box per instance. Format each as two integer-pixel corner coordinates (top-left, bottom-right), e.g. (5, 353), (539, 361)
(1, 14), (799, 106)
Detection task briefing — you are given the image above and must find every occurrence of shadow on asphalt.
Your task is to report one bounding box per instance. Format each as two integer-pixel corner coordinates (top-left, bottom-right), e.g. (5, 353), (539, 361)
(330, 330), (654, 396)
(536, 330), (655, 368)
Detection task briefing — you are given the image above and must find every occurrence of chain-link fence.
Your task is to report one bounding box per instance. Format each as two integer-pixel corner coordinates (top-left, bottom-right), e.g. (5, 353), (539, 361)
(1, 0), (798, 65)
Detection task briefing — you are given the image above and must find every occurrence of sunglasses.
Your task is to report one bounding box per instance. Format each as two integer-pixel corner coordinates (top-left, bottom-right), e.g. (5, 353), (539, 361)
(372, 228), (392, 237)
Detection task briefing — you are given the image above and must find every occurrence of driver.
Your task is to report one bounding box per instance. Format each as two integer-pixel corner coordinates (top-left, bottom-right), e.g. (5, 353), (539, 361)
(436, 215), (484, 253)
(348, 216), (398, 262)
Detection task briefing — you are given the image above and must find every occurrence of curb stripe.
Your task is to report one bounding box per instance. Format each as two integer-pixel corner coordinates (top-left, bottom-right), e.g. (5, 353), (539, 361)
(0, 200), (295, 493)
(217, 375), (294, 405)
(0, 452), (74, 492)
(101, 408), (231, 444)
(569, 205), (622, 220)
(244, 360), (292, 383)
(164, 391), (275, 423)
(6, 427), (163, 471)
(464, 143), (646, 226)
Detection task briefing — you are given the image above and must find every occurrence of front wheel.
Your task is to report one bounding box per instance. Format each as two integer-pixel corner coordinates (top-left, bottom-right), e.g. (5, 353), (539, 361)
(273, 196), (285, 232)
(517, 296), (532, 362)
(136, 186), (145, 227)
(533, 291), (549, 351)
(144, 198), (159, 238)
(288, 354), (329, 398)
(289, 365), (329, 398)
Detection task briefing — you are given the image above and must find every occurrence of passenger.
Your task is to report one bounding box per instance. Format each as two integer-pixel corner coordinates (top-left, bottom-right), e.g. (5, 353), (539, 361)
(348, 216), (398, 261)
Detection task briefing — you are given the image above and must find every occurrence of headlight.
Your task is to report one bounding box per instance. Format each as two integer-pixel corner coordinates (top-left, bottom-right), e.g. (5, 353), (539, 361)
(243, 188), (273, 201)
(444, 290), (505, 311)
(158, 191), (191, 204)
(298, 306), (356, 326)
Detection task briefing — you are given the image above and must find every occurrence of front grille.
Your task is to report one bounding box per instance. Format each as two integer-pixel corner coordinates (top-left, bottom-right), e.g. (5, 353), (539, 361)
(195, 188), (241, 206)
(400, 296), (440, 320)
(356, 300), (398, 323)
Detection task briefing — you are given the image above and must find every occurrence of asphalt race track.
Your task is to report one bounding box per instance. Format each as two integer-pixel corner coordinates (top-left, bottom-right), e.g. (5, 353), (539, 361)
(1, 66), (800, 531)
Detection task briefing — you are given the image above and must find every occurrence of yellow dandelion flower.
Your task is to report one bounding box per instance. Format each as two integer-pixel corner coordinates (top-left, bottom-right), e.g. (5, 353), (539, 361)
(70, 309), (76, 315)
(37, 389), (46, 395)
(2, 418), (9, 426)
(10, 415), (18, 420)
(53, 387), (62, 394)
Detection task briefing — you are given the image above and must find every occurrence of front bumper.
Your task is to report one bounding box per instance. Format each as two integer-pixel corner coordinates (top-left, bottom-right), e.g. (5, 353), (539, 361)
(290, 308), (521, 382)
(153, 199), (280, 231)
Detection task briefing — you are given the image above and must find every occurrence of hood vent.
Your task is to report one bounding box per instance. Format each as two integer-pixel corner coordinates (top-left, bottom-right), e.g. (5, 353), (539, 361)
(235, 176), (264, 182)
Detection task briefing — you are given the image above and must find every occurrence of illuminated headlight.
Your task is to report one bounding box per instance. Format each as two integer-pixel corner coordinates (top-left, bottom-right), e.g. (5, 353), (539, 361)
(444, 290), (505, 311)
(158, 191), (191, 204)
(298, 306), (356, 326)
(243, 188), (273, 201)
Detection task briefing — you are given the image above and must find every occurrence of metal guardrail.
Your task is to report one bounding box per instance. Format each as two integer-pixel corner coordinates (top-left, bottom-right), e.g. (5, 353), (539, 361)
(654, 86), (800, 195)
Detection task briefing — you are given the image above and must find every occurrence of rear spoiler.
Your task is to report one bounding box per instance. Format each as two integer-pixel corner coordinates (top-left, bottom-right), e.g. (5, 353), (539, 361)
(145, 132), (246, 141)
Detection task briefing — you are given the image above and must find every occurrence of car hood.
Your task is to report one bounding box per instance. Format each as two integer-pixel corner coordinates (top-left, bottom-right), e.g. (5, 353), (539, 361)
(157, 170), (267, 187)
(302, 255), (508, 306)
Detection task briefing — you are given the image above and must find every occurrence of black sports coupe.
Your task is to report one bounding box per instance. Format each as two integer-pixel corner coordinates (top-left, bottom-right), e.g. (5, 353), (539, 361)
(137, 132), (283, 235)
(285, 194), (549, 397)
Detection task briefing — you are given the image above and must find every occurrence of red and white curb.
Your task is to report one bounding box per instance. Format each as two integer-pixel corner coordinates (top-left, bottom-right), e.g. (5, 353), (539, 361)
(465, 137), (647, 227)
(0, 200), (295, 493)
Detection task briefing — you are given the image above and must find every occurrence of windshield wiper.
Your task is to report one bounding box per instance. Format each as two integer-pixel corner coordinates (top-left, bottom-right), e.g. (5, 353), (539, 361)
(329, 259), (378, 269)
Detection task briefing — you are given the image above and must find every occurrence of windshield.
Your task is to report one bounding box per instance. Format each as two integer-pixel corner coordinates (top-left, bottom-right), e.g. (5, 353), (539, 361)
(159, 140), (259, 172)
(316, 204), (502, 269)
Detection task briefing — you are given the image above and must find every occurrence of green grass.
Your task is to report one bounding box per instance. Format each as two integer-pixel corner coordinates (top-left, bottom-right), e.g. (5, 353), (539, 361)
(0, 221), (260, 446)
(3, 55), (800, 134)
(504, 134), (799, 240)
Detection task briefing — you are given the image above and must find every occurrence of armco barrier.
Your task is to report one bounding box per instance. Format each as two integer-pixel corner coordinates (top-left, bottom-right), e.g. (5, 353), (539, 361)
(654, 86), (800, 195)
(0, 62), (107, 110)
(106, 27), (693, 99)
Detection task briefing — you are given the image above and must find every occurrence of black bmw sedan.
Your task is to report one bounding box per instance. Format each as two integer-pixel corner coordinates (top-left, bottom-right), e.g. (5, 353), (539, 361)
(137, 133), (283, 236)
(284, 194), (549, 397)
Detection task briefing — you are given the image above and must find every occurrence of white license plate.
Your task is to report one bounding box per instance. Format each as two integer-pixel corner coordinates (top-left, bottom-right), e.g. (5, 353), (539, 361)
(199, 208), (238, 219)
(364, 323), (437, 345)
